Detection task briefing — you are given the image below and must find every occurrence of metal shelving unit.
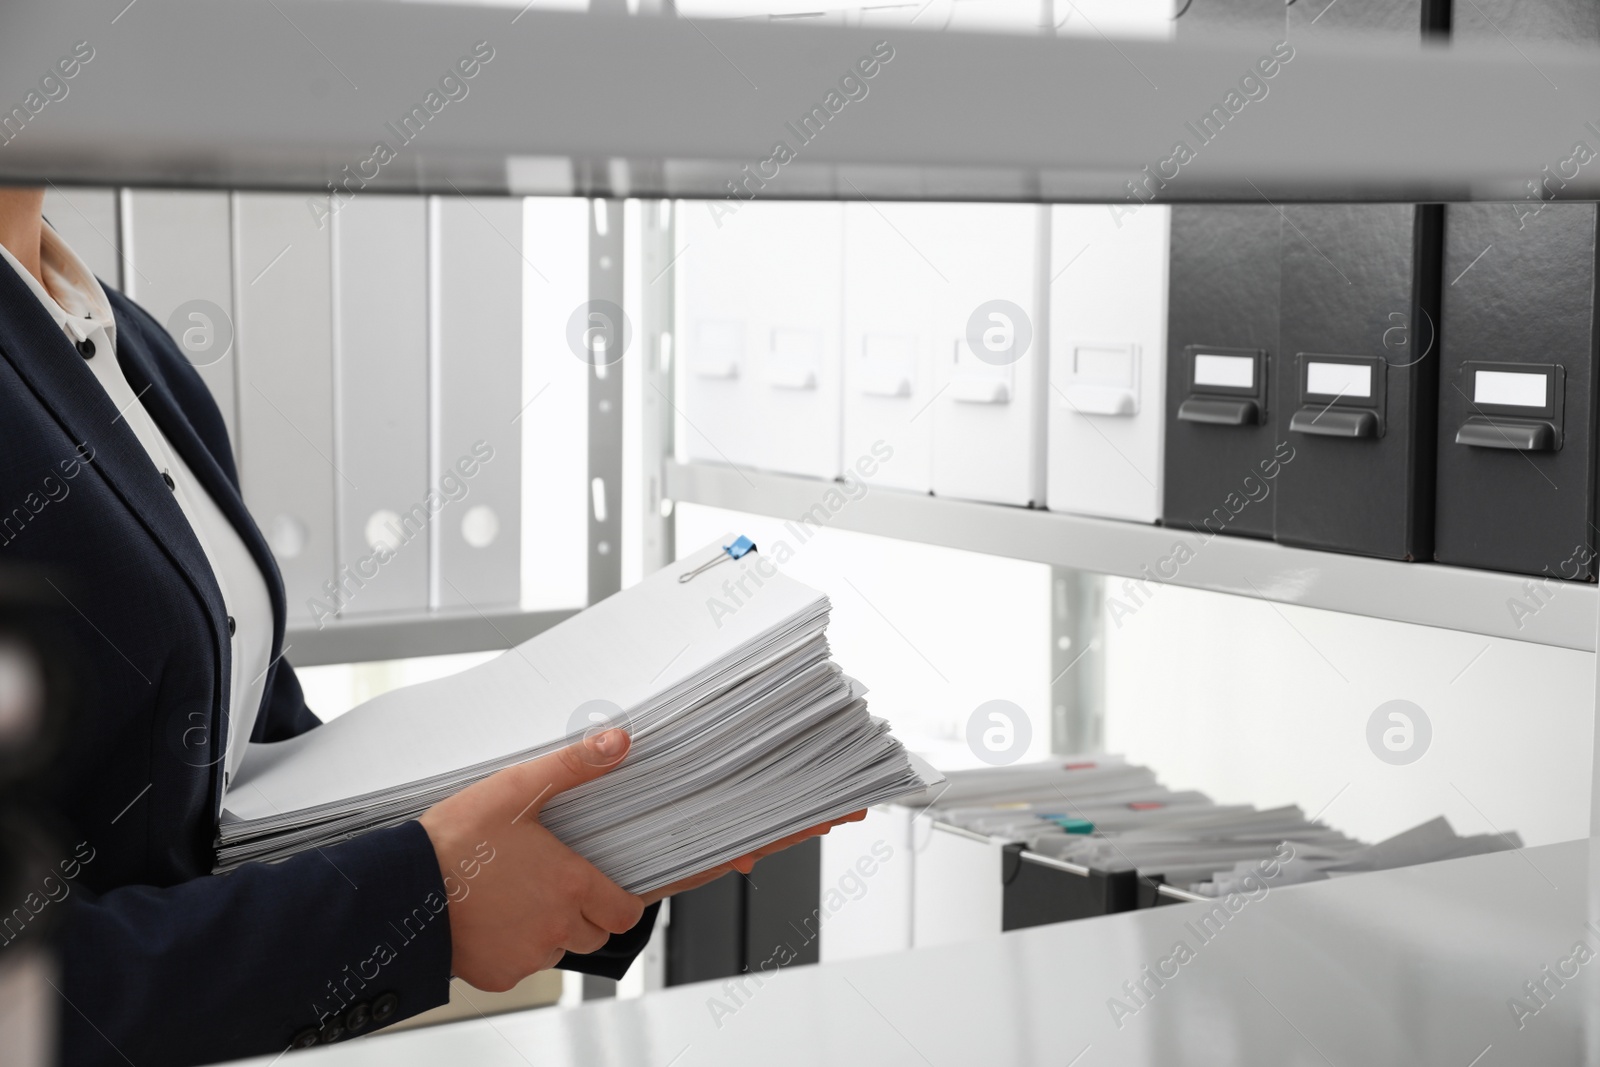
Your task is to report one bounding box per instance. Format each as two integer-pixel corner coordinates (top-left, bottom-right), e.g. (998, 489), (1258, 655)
(7, 3), (1600, 201)
(664, 460), (1599, 652)
(286, 607), (576, 667)
(7, 1), (1597, 791)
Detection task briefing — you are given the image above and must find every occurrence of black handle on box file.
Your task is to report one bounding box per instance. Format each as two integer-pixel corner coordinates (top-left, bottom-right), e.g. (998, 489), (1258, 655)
(1176, 396), (1259, 426)
(1288, 407), (1379, 438)
(1455, 415), (1557, 451)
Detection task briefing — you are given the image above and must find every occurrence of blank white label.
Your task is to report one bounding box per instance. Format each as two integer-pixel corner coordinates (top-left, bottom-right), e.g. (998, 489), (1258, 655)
(1475, 369), (1547, 408)
(692, 319), (741, 378)
(1193, 353), (1254, 389)
(1073, 343), (1136, 387)
(1306, 361), (1373, 399)
(772, 328), (822, 364)
(863, 334), (915, 367)
(695, 318), (742, 356)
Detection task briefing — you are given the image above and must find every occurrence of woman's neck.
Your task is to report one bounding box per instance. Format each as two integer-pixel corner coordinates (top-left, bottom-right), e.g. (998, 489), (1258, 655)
(0, 188), (47, 286)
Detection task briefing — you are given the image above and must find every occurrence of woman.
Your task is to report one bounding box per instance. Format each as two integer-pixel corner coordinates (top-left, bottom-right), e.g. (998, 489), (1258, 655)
(0, 187), (852, 1066)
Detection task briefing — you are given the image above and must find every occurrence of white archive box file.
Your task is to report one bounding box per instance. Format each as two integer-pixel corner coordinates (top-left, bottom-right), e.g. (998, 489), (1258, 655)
(42, 186), (121, 288)
(433, 196), (522, 611)
(912, 821), (1004, 949)
(679, 200), (843, 480)
(121, 190), (239, 446)
(921, 203), (1049, 507)
(1046, 204), (1170, 523)
(234, 193), (336, 624)
(333, 197), (430, 616)
(841, 203), (936, 493)
(817, 804), (916, 963)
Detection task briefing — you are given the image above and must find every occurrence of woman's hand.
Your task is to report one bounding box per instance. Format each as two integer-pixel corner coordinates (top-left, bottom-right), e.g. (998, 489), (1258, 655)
(418, 728), (645, 991)
(418, 727), (869, 990)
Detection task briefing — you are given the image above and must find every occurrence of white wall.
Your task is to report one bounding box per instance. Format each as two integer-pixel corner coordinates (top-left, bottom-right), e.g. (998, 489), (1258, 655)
(1104, 584), (1594, 848)
(674, 503), (1053, 766)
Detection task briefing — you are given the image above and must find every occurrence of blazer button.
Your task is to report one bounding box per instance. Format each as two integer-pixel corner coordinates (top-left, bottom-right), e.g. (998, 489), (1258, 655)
(227, 615), (236, 636)
(371, 992), (400, 1025)
(76, 338), (95, 359)
(289, 1028), (319, 1050)
(343, 1002), (371, 1034)
(162, 471), (176, 491)
(317, 1018), (346, 1044)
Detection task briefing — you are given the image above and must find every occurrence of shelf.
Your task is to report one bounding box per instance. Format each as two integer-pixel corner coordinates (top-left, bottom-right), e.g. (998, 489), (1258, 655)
(285, 607), (576, 667)
(664, 460), (1598, 652)
(7, 3), (1600, 201)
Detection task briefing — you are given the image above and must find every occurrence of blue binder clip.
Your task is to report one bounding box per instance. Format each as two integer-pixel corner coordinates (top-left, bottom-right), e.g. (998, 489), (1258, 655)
(678, 536), (757, 583)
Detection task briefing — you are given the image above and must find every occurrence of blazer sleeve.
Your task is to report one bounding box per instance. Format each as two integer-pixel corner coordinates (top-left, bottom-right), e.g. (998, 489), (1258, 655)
(557, 902), (661, 981)
(60, 820), (454, 1067)
(255, 655), (322, 742)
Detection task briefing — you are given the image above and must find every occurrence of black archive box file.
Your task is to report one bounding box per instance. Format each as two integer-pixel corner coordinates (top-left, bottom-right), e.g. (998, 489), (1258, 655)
(665, 863), (743, 985)
(666, 837), (821, 986)
(1433, 0), (1600, 579)
(1272, 203), (1444, 559)
(1434, 206), (1598, 580)
(1160, 0), (1290, 537)
(1000, 845), (1145, 931)
(1163, 206), (1285, 539)
(1269, 0), (1447, 559)
(743, 833), (823, 973)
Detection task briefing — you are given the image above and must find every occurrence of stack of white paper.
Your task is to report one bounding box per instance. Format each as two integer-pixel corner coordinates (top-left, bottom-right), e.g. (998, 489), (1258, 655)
(218, 537), (942, 892)
(1190, 815), (1526, 896)
(918, 759), (1519, 892)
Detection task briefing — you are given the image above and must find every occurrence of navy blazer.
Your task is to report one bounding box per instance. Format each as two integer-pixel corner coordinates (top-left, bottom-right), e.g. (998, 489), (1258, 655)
(0, 254), (655, 1065)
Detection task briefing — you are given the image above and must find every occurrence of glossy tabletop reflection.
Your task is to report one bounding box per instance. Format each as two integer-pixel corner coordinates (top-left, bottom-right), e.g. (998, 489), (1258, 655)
(230, 838), (1600, 1066)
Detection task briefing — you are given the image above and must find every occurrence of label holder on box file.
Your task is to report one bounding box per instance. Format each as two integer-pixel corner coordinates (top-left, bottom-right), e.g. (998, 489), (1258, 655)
(950, 337), (1014, 405)
(1453, 361), (1565, 451)
(1055, 341), (1141, 416)
(692, 318), (742, 380)
(1177, 345), (1267, 426)
(768, 328), (821, 391)
(858, 334), (916, 399)
(1288, 352), (1387, 439)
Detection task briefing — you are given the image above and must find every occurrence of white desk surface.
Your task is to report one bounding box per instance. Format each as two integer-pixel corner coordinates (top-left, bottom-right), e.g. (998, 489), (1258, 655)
(232, 838), (1600, 1066)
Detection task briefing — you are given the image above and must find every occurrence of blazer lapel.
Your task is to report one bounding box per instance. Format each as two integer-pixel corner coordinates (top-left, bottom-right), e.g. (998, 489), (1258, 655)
(0, 259), (242, 812)
(0, 260), (231, 642)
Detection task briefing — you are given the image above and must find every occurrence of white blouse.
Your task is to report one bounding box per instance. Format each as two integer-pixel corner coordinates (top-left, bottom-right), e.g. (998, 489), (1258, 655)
(0, 223), (274, 787)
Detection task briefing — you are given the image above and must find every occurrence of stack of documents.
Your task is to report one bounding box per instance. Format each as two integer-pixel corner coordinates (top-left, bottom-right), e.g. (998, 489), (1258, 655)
(1191, 815), (1524, 896)
(915, 758), (1519, 892)
(218, 537), (941, 892)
